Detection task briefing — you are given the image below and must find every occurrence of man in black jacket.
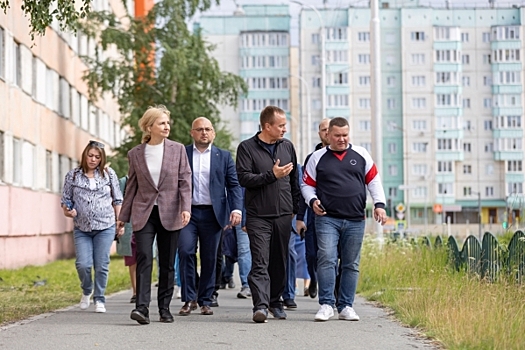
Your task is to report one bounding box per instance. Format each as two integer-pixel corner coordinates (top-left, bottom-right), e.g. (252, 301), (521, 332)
(236, 105), (300, 323)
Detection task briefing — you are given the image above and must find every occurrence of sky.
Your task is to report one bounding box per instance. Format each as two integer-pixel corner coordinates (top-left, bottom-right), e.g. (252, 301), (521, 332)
(193, 0), (525, 44)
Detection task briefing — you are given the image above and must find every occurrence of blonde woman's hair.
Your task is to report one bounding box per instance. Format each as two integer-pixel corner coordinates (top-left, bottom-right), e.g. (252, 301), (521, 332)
(138, 105), (171, 143)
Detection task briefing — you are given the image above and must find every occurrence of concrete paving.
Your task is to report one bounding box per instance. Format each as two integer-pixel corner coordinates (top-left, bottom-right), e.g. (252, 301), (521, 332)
(0, 282), (439, 350)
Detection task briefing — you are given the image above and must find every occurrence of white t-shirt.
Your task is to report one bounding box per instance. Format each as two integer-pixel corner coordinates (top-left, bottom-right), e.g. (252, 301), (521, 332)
(145, 141), (164, 188)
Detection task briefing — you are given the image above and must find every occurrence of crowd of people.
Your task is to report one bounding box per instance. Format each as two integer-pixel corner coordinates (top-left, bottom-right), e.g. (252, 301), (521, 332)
(61, 105), (387, 324)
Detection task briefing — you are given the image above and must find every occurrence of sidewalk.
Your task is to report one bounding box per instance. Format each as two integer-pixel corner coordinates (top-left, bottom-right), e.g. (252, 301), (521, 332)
(0, 281), (439, 350)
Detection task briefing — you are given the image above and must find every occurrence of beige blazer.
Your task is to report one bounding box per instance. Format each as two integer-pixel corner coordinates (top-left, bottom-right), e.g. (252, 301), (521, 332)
(119, 139), (192, 232)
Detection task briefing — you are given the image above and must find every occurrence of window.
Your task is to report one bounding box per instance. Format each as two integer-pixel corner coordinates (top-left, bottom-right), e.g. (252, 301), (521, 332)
(483, 98), (492, 108)
(358, 54), (370, 64)
(327, 95), (349, 107)
(507, 160), (522, 172)
(413, 187), (428, 198)
(388, 164), (398, 176)
(482, 32), (491, 43)
(21, 141), (35, 188)
(387, 98), (396, 110)
(495, 71), (521, 85)
(463, 165), (472, 174)
(14, 41), (21, 87)
(327, 27), (347, 41)
(485, 142), (493, 153)
(412, 164), (428, 175)
(485, 186), (494, 197)
(388, 187), (398, 197)
(483, 54), (491, 64)
(437, 138), (461, 151)
(492, 49), (520, 63)
(386, 76), (396, 87)
(436, 50), (460, 63)
(388, 142), (397, 154)
(462, 54), (470, 64)
(358, 98), (370, 109)
(462, 76), (470, 86)
(12, 137), (21, 185)
(484, 120), (493, 130)
(463, 99), (471, 108)
(461, 32), (469, 42)
(311, 33), (320, 44)
(332, 72), (348, 85)
(436, 94), (460, 107)
(486, 164), (494, 175)
(438, 183), (454, 195)
(0, 26), (4, 79)
(508, 182), (523, 195)
(412, 98), (426, 109)
(483, 76), (492, 86)
(435, 71), (458, 84)
(435, 26), (458, 41)
(412, 142), (428, 153)
(492, 26), (520, 41)
(411, 31), (425, 41)
(437, 161), (453, 173)
(412, 120), (427, 130)
(358, 32), (370, 42)
(412, 75), (425, 86)
(358, 76), (370, 86)
(463, 187), (472, 196)
(495, 115), (521, 128)
(311, 55), (320, 66)
(359, 120), (371, 131)
(411, 53), (425, 65)
(464, 120), (472, 131)
(312, 77), (321, 88)
(326, 50), (348, 63)
(463, 143), (471, 152)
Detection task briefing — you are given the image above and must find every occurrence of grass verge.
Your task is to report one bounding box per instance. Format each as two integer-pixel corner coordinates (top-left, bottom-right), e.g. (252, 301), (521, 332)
(358, 236), (525, 350)
(0, 255), (138, 326)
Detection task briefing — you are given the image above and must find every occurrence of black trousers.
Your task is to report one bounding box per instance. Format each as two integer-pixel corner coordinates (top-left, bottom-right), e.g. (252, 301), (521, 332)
(134, 206), (179, 311)
(246, 215), (292, 311)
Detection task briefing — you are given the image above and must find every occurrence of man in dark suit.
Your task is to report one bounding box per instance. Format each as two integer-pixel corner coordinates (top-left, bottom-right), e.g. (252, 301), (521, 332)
(178, 117), (243, 316)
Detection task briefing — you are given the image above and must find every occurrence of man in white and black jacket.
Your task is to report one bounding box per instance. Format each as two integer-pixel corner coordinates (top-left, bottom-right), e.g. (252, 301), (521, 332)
(301, 117), (387, 323)
(236, 105), (300, 323)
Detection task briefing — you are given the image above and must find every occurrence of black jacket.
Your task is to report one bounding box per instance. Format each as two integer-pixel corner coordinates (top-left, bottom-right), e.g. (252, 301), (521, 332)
(236, 132), (300, 218)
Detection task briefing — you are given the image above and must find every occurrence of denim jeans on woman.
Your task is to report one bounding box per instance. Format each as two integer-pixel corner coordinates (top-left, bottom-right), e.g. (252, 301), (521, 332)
(73, 224), (116, 303)
(315, 216), (365, 312)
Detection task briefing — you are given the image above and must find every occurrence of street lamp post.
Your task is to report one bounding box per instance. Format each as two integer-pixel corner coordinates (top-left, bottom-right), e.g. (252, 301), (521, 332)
(290, 73), (311, 161)
(292, 0), (325, 151)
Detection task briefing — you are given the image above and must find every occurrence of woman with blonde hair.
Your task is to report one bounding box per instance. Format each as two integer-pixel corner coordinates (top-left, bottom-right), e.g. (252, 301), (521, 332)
(118, 105), (192, 325)
(61, 140), (124, 313)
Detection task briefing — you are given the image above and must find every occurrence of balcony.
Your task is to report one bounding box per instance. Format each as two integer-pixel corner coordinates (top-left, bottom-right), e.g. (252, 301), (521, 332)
(494, 151), (523, 161)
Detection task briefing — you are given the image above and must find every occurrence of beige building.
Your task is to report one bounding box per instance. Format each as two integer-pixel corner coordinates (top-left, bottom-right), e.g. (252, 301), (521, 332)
(0, 0), (130, 269)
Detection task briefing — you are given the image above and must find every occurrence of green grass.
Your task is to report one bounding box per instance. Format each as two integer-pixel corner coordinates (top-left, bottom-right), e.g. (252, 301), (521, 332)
(0, 255), (141, 326)
(358, 236), (525, 350)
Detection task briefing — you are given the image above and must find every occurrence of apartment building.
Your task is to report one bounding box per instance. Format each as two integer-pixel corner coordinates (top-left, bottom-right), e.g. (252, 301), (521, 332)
(298, 3), (525, 227)
(0, 0), (131, 268)
(196, 5), (301, 151)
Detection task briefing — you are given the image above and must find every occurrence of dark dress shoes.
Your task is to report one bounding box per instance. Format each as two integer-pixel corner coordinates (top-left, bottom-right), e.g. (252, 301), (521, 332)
(210, 294), (219, 307)
(283, 299), (298, 309)
(179, 301), (198, 316)
(159, 309), (174, 323)
(130, 307), (150, 325)
(308, 283), (318, 299)
(200, 305), (213, 315)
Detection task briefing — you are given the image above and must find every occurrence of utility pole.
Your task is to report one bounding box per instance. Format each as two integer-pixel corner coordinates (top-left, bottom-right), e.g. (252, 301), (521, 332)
(370, 0), (383, 241)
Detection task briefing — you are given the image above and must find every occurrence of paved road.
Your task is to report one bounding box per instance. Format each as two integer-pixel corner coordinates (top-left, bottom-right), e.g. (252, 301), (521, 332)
(0, 281), (438, 350)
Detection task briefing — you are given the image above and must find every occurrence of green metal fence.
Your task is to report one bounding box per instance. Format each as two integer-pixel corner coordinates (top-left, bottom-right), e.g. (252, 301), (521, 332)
(411, 231), (525, 282)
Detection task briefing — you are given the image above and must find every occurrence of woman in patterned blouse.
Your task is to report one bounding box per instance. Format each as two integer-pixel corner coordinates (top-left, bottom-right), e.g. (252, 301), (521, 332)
(61, 140), (124, 314)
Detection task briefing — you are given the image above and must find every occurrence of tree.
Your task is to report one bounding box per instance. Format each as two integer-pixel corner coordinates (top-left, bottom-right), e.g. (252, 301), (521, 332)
(0, 0), (92, 39)
(81, 0), (247, 176)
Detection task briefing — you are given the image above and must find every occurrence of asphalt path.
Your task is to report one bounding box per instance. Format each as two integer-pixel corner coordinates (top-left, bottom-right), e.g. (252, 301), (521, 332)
(0, 278), (440, 350)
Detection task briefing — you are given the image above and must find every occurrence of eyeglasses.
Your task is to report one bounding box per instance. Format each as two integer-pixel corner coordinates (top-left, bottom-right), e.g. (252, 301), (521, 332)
(192, 127), (214, 133)
(89, 140), (105, 148)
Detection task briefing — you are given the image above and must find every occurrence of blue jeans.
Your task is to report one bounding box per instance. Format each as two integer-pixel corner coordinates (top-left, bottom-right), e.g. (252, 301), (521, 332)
(315, 216), (365, 311)
(283, 232), (297, 300)
(73, 224), (115, 303)
(235, 225), (251, 287)
(174, 250), (181, 287)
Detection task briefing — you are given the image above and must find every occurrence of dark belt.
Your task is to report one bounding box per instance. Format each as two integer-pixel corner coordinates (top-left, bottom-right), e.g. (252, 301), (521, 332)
(192, 205), (213, 209)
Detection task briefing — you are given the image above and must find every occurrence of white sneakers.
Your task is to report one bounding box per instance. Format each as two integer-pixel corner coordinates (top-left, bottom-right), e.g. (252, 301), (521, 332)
(314, 304), (335, 321)
(314, 304), (360, 321)
(338, 306), (360, 321)
(95, 301), (106, 313)
(80, 294), (91, 310)
(80, 293), (106, 313)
